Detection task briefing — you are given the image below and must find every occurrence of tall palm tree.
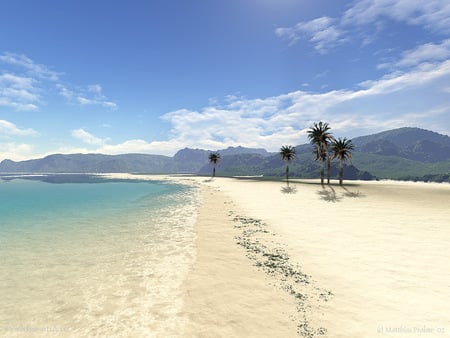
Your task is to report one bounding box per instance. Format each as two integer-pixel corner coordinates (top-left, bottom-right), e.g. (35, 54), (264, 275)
(279, 145), (296, 183)
(307, 122), (334, 184)
(332, 138), (354, 185)
(208, 152), (220, 177)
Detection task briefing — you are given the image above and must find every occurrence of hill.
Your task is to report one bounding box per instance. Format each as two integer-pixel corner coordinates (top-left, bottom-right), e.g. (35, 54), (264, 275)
(352, 127), (450, 162)
(1, 127), (449, 182)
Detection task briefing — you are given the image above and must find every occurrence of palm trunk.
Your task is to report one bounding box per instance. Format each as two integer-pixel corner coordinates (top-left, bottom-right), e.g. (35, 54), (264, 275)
(339, 158), (343, 185)
(320, 159), (325, 184)
(327, 154), (331, 185)
(213, 166), (216, 177)
(285, 163), (289, 183)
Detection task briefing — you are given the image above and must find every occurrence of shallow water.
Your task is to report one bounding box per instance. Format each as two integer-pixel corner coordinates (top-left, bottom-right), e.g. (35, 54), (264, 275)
(0, 175), (199, 337)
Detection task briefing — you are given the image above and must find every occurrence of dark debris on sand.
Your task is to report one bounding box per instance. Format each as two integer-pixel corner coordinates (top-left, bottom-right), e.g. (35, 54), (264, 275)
(232, 214), (332, 337)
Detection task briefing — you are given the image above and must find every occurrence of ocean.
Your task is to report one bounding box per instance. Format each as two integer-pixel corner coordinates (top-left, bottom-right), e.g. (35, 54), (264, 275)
(0, 174), (199, 337)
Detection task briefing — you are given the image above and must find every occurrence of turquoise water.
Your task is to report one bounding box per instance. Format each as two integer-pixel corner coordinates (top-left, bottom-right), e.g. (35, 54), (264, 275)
(0, 174), (199, 336)
(0, 175), (178, 234)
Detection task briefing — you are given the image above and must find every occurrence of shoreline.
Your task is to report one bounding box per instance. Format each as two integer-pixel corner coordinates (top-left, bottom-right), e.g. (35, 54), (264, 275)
(103, 174), (450, 337)
(180, 184), (300, 337)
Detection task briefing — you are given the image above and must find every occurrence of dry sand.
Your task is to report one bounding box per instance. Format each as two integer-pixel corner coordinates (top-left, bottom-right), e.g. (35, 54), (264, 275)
(180, 184), (299, 337)
(181, 177), (450, 338)
(106, 174), (450, 337)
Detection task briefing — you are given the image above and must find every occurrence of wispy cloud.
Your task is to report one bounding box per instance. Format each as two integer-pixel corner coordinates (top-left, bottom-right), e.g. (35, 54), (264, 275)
(0, 52), (117, 111)
(71, 128), (108, 146)
(342, 0), (450, 33)
(378, 39), (450, 69)
(154, 58), (450, 153)
(0, 73), (40, 111)
(58, 83), (118, 110)
(276, 1), (450, 53)
(275, 17), (346, 53)
(54, 55), (450, 157)
(0, 119), (39, 137)
(0, 52), (61, 81)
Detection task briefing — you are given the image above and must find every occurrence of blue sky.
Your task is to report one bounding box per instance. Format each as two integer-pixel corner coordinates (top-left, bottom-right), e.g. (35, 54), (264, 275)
(1, 0), (450, 161)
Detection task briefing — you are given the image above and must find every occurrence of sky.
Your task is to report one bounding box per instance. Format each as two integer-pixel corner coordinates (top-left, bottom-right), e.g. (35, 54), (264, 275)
(1, 0), (450, 161)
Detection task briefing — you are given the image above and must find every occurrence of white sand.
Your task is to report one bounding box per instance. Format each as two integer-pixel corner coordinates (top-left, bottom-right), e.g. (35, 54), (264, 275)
(193, 178), (450, 337)
(105, 174), (450, 337)
(181, 185), (298, 337)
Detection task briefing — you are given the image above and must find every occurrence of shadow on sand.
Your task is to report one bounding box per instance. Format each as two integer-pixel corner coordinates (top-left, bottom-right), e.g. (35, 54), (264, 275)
(317, 184), (366, 202)
(342, 186), (365, 198)
(317, 185), (342, 203)
(281, 183), (297, 194)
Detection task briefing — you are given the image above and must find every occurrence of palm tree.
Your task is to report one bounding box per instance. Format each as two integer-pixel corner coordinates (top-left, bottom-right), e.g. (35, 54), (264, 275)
(332, 138), (354, 185)
(208, 152), (220, 177)
(307, 122), (334, 184)
(279, 145), (296, 183)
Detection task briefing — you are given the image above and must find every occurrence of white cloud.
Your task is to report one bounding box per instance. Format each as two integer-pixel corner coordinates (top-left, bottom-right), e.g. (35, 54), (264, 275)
(153, 58), (450, 153)
(359, 60), (450, 95)
(276, 1), (450, 53)
(69, 58), (449, 157)
(0, 98), (39, 112)
(378, 39), (450, 69)
(0, 142), (36, 161)
(342, 0), (450, 33)
(97, 139), (185, 156)
(57, 84), (74, 100)
(101, 101), (117, 109)
(5, 51), (450, 159)
(88, 84), (102, 94)
(60, 84), (117, 110)
(0, 52), (60, 81)
(275, 16), (346, 53)
(0, 53), (117, 111)
(0, 120), (39, 137)
(0, 73), (40, 111)
(71, 128), (107, 146)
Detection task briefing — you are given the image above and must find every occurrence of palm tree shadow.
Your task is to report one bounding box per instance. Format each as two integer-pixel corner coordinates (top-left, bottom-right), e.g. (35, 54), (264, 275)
(281, 184), (297, 194)
(317, 185), (342, 203)
(342, 186), (365, 198)
(203, 178), (214, 182)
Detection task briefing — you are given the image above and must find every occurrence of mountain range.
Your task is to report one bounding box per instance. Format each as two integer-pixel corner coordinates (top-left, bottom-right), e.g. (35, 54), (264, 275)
(1, 127), (449, 182)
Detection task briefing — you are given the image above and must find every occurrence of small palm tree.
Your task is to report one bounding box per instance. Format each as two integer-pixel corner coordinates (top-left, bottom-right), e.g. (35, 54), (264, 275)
(307, 122), (334, 184)
(208, 152), (220, 177)
(332, 138), (354, 185)
(280, 145), (296, 183)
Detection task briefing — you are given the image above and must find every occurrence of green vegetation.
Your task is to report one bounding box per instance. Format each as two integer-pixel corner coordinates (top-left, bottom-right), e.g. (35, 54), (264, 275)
(208, 152), (221, 177)
(332, 138), (354, 185)
(1, 127), (449, 183)
(279, 145), (296, 183)
(351, 153), (450, 179)
(307, 122), (334, 184)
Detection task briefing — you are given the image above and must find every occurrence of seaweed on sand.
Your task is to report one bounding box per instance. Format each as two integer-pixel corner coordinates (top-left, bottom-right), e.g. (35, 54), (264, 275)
(232, 215), (332, 337)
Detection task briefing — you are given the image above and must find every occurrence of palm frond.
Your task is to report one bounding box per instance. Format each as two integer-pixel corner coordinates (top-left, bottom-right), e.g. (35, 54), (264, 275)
(332, 138), (354, 163)
(208, 152), (221, 164)
(280, 145), (296, 162)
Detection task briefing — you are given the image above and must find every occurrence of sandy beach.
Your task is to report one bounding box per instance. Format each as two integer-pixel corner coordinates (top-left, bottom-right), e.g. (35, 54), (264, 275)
(176, 176), (450, 337)
(105, 174), (450, 337)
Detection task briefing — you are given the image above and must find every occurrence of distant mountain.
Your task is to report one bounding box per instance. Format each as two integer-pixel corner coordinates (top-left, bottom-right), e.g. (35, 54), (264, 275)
(1, 127), (449, 182)
(0, 146), (271, 174)
(352, 127), (450, 162)
(0, 153), (173, 173)
(219, 146), (272, 157)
